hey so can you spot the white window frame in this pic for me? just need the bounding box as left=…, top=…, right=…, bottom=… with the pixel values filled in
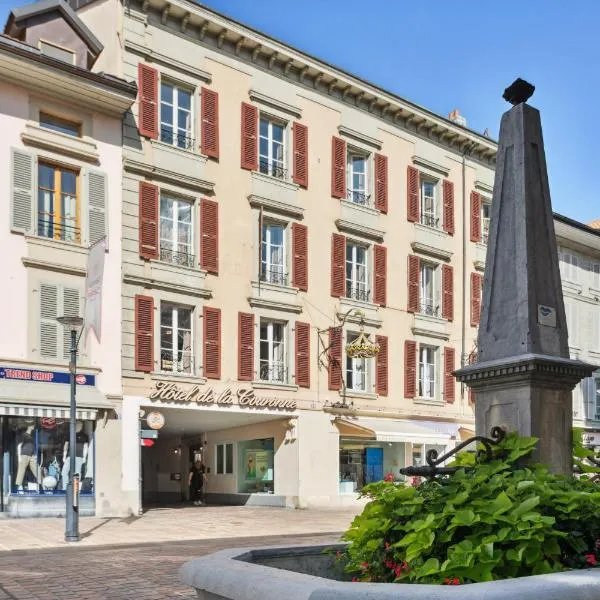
left=481, top=200, right=491, bottom=245
left=259, top=115, right=287, bottom=179
left=345, top=331, right=369, bottom=393
left=259, top=319, right=287, bottom=384
left=346, top=242, right=369, bottom=302
left=592, top=262, right=600, bottom=289
left=559, top=250, right=578, bottom=283
left=261, top=221, right=287, bottom=285
left=419, top=262, right=439, bottom=317
left=160, top=302, right=194, bottom=374
left=159, top=194, right=194, bottom=267
left=346, top=148, right=370, bottom=205
left=418, top=344, right=437, bottom=400
left=160, top=80, right=194, bottom=150
left=420, top=179, right=438, bottom=229
left=215, top=442, right=234, bottom=475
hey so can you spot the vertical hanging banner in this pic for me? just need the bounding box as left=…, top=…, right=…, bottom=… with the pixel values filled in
left=84, top=236, right=107, bottom=343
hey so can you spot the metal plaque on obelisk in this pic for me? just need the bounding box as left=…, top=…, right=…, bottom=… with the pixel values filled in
left=455, top=79, right=594, bottom=475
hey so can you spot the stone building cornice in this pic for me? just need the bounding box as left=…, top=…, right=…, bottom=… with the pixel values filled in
left=129, top=0, right=498, bottom=165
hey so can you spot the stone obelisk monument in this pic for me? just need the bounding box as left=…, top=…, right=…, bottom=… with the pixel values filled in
left=455, top=79, right=594, bottom=475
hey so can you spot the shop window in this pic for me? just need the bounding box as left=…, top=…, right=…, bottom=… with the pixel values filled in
left=216, top=442, right=233, bottom=475
left=1, top=417, right=94, bottom=496
left=159, top=194, right=194, bottom=267
left=160, top=303, right=193, bottom=374
left=237, top=438, right=274, bottom=494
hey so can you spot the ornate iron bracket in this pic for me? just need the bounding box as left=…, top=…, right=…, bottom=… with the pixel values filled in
left=399, top=426, right=506, bottom=481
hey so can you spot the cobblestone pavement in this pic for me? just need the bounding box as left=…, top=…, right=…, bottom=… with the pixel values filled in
left=0, top=532, right=341, bottom=600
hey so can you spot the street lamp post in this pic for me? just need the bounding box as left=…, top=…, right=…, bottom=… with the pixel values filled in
left=57, top=315, right=84, bottom=543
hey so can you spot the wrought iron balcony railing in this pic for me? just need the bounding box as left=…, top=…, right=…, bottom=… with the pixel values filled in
left=159, top=245, right=195, bottom=268
left=160, top=126, right=195, bottom=151
left=160, top=349, right=194, bottom=375
left=259, top=158, right=287, bottom=180
left=347, top=189, right=372, bottom=207
left=420, top=214, right=440, bottom=229
left=37, top=217, right=81, bottom=244
left=346, top=286, right=370, bottom=302
left=482, top=220, right=490, bottom=245
left=260, top=268, right=288, bottom=286
left=259, top=363, right=288, bottom=384
left=419, top=300, right=440, bottom=317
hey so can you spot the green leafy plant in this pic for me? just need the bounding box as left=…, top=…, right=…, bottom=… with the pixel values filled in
left=341, top=433, right=600, bottom=584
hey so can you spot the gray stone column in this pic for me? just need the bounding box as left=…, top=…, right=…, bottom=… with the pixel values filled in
left=455, top=81, right=594, bottom=475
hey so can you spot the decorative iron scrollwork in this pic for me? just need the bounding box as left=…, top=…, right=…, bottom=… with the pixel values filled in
left=399, top=426, right=506, bottom=481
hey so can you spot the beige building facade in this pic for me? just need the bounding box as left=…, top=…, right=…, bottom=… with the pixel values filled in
left=69, top=0, right=499, bottom=512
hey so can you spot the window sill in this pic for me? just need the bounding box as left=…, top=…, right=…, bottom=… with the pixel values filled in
left=343, top=390, right=378, bottom=401
left=24, top=234, right=87, bottom=254
left=150, top=258, right=205, bottom=276
left=251, top=170, right=298, bottom=192
left=252, top=381, right=298, bottom=392
left=151, top=372, right=207, bottom=385
left=251, top=280, right=298, bottom=296
left=150, top=138, right=207, bottom=162
left=413, top=398, right=445, bottom=407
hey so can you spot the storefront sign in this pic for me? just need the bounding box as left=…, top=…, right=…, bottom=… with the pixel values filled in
left=146, top=411, right=165, bottom=430
left=149, top=382, right=297, bottom=411
left=0, top=366, right=96, bottom=386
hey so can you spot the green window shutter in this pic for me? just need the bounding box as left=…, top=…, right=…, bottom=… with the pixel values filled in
left=11, top=148, right=35, bottom=233
left=86, top=169, right=108, bottom=247
left=62, top=286, right=81, bottom=359
left=40, top=283, right=58, bottom=358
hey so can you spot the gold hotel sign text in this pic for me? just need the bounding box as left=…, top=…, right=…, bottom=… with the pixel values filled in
left=149, top=381, right=297, bottom=411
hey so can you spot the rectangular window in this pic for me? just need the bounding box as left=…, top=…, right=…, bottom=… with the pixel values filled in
left=346, top=331, right=368, bottom=392
left=595, top=379, right=600, bottom=421
left=347, top=150, right=370, bottom=206
left=419, top=263, right=439, bottom=316
left=216, top=442, right=234, bottom=474
left=418, top=345, right=437, bottom=399
left=37, top=162, right=79, bottom=243
left=259, top=320, right=287, bottom=383
left=40, top=113, right=80, bottom=137
left=238, top=438, right=274, bottom=493
left=259, top=116, right=286, bottom=179
left=481, top=201, right=491, bottom=244
left=160, top=82, right=193, bottom=149
left=559, top=251, right=578, bottom=282
left=420, top=180, right=438, bottom=228
left=159, top=195, right=194, bottom=267
left=160, top=303, right=193, bottom=374
left=39, top=40, right=75, bottom=64
left=346, top=242, right=369, bottom=302
left=592, top=263, right=600, bottom=289
left=261, top=222, right=287, bottom=285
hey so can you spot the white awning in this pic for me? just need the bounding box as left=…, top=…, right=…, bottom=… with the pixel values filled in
left=0, top=379, right=114, bottom=420
left=335, top=417, right=456, bottom=445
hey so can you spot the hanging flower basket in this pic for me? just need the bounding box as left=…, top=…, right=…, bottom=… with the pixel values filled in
left=345, top=332, right=380, bottom=359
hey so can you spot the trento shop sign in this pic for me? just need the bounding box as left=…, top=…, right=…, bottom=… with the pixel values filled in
left=0, top=366, right=96, bottom=386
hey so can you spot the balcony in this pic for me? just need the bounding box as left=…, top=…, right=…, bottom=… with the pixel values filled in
left=420, top=213, right=440, bottom=230
left=259, top=158, right=288, bottom=181
left=160, top=349, right=194, bottom=375
left=38, top=217, right=81, bottom=245
left=419, top=300, right=440, bottom=318
left=259, top=363, right=288, bottom=384
left=159, top=244, right=195, bottom=268
left=346, top=285, right=371, bottom=303
left=260, top=268, right=289, bottom=287
left=346, top=189, right=373, bottom=208
left=160, top=126, right=195, bottom=151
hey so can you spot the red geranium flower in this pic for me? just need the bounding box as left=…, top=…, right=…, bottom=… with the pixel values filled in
left=444, top=577, right=460, bottom=585
left=360, top=561, right=369, bottom=569
left=585, top=554, right=598, bottom=566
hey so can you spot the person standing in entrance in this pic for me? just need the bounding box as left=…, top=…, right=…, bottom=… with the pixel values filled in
left=189, top=460, right=206, bottom=506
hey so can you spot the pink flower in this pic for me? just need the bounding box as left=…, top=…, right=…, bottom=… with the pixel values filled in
left=585, top=554, right=598, bottom=566
left=360, top=561, right=369, bottom=569
left=444, top=577, right=460, bottom=585
left=384, top=472, right=395, bottom=482
left=400, top=561, right=409, bottom=572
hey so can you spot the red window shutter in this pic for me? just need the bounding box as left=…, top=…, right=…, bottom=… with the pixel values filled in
left=442, top=264, right=454, bottom=321
left=138, top=64, right=158, bottom=139
left=238, top=312, right=254, bottom=381
left=135, top=295, right=154, bottom=372
left=470, top=191, right=481, bottom=242
left=292, top=223, right=308, bottom=291
left=376, top=335, right=388, bottom=396
left=444, top=347, right=456, bottom=403
left=241, top=102, right=258, bottom=170
left=404, top=340, right=417, bottom=398
left=374, top=153, right=388, bottom=213
left=200, top=198, right=219, bottom=274
left=201, top=87, right=219, bottom=158
left=331, top=136, right=346, bottom=199
left=328, top=326, right=342, bottom=391
left=407, top=166, right=420, bottom=222
left=293, top=122, right=308, bottom=187
left=295, top=322, right=311, bottom=388
left=139, top=182, right=158, bottom=260
left=443, top=179, right=455, bottom=235
left=407, top=255, right=420, bottom=313
left=331, top=233, right=346, bottom=297
left=471, top=272, right=483, bottom=327
left=373, top=245, right=387, bottom=306
left=203, top=306, right=221, bottom=379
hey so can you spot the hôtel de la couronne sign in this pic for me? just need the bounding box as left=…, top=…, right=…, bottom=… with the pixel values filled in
left=149, top=381, right=297, bottom=411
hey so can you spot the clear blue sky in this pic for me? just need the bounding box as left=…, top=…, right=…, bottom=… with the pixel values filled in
left=2, top=0, right=598, bottom=223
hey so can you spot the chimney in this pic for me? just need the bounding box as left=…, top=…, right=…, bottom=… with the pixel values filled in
left=448, top=108, right=467, bottom=127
